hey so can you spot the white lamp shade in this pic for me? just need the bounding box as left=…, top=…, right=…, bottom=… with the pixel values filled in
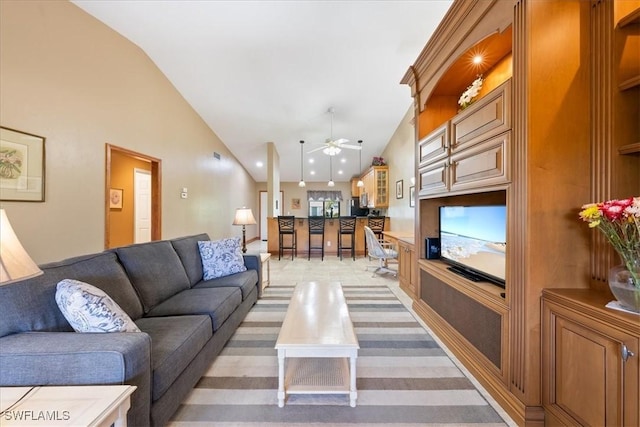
left=0, top=209, right=43, bottom=284
left=232, top=208, right=257, bottom=226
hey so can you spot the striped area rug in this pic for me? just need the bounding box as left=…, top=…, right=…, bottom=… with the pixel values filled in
left=168, top=283, right=509, bottom=426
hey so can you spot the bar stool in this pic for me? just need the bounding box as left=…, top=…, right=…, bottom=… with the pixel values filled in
left=365, top=216, right=386, bottom=258
left=277, top=216, right=297, bottom=260
left=308, top=216, right=325, bottom=260
left=337, top=216, right=357, bottom=261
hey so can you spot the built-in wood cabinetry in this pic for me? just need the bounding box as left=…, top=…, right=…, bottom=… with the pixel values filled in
left=402, top=0, right=639, bottom=425
left=398, top=239, right=417, bottom=299
left=360, top=166, right=389, bottom=208
left=418, top=80, right=511, bottom=198
left=542, top=289, right=639, bottom=426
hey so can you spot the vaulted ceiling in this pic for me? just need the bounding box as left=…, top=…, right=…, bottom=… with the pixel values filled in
left=72, top=0, right=453, bottom=183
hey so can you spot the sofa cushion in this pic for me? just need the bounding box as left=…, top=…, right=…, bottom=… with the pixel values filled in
left=55, top=279, right=141, bottom=333
left=198, top=238, right=247, bottom=280
left=0, top=252, right=142, bottom=338
left=135, top=315, right=212, bottom=401
left=115, top=241, right=191, bottom=313
left=145, top=287, right=242, bottom=331
left=170, top=233, right=210, bottom=287
left=193, top=269, right=258, bottom=300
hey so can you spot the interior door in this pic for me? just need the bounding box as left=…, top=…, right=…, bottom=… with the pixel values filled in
left=134, top=168, right=152, bottom=243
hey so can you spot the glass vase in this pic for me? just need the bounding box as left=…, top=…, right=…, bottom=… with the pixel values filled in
left=608, top=260, right=640, bottom=313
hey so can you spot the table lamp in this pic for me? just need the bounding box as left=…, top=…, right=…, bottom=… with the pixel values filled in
left=232, top=207, right=257, bottom=253
left=0, top=209, right=43, bottom=284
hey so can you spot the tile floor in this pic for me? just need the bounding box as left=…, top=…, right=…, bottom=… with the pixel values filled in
left=245, top=239, right=517, bottom=426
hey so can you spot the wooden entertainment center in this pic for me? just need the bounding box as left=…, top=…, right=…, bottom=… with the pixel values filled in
left=401, top=1, right=639, bottom=425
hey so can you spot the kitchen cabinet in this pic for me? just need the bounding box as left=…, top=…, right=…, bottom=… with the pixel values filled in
left=360, top=166, right=389, bottom=208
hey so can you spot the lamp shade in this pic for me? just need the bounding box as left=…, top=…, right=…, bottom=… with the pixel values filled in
left=232, top=208, right=257, bottom=226
left=0, top=209, right=43, bottom=284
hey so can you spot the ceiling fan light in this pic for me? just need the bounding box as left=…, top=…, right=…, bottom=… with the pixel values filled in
left=322, top=146, right=341, bottom=156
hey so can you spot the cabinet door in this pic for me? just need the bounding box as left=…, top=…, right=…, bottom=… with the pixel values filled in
left=418, top=160, right=448, bottom=196
left=451, top=79, right=511, bottom=152
left=418, top=122, right=449, bottom=167
left=543, top=299, right=639, bottom=427
left=398, top=241, right=417, bottom=299
left=449, top=131, right=510, bottom=193
left=374, top=168, right=388, bottom=207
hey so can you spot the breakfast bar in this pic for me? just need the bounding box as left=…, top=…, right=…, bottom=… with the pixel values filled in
left=267, top=217, right=388, bottom=257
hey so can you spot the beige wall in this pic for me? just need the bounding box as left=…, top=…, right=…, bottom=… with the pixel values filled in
left=382, top=107, right=416, bottom=234
left=0, top=1, right=258, bottom=263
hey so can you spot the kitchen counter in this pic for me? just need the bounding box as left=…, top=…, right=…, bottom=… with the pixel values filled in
left=267, top=217, right=391, bottom=257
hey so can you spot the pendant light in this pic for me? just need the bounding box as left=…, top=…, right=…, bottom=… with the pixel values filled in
left=356, top=140, right=364, bottom=187
left=298, top=140, right=306, bottom=187
left=328, top=156, right=335, bottom=187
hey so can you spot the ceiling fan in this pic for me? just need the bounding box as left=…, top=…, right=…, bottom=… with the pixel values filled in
left=307, top=108, right=362, bottom=156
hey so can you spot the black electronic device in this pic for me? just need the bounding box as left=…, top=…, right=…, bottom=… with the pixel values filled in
left=425, top=237, right=440, bottom=259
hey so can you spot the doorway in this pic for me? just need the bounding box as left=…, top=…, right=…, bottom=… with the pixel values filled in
left=105, top=144, right=161, bottom=249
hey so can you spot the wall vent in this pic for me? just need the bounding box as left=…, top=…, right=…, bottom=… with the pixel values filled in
left=213, top=152, right=221, bottom=160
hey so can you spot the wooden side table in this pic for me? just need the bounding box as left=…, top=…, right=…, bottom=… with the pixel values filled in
left=0, top=385, right=136, bottom=426
left=260, top=252, right=271, bottom=291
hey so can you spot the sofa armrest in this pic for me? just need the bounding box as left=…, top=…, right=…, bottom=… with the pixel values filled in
left=243, top=254, right=262, bottom=297
left=0, top=331, right=152, bottom=427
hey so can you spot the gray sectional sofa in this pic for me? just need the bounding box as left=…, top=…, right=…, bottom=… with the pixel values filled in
left=0, top=233, right=261, bottom=426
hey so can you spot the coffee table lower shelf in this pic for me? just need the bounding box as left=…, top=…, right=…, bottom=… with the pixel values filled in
left=277, top=353, right=357, bottom=407
left=285, top=357, right=351, bottom=394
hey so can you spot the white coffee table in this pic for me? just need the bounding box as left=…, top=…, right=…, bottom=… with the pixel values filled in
left=0, top=385, right=136, bottom=426
left=275, top=281, right=359, bottom=407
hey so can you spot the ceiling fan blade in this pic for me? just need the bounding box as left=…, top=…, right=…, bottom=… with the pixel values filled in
left=340, top=144, right=362, bottom=150
left=333, top=138, right=349, bottom=145
left=307, top=146, right=325, bottom=154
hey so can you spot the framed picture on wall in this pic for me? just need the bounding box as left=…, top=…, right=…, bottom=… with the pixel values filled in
left=291, top=198, right=301, bottom=209
left=109, top=188, right=123, bottom=209
left=0, top=127, right=46, bottom=202
left=409, top=186, right=415, bottom=207
left=396, top=179, right=403, bottom=199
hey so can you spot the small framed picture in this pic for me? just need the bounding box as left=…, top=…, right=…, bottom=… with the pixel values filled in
left=0, top=127, right=46, bottom=202
left=396, top=179, right=403, bottom=199
left=291, top=198, right=301, bottom=209
left=109, top=188, right=123, bottom=209
left=409, top=186, right=415, bottom=207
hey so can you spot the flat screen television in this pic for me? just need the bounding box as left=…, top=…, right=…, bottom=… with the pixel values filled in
left=439, top=205, right=506, bottom=288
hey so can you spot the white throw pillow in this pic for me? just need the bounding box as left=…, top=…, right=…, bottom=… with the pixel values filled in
left=55, top=279, right=141, bottom=333
left=198, top=237, right=247, bottom=280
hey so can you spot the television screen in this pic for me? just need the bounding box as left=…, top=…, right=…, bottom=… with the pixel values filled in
left=439, top=205, right=506, bottom=287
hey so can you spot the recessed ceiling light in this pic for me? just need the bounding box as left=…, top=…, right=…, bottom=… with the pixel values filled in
left=473, top=55, right=483, bottom=64
left=256, top=161, right=263, bottom=167
left=340, top=158, right=346, bottom=163
left=338, top=170, right=343, bottom=175
left=308, top=158, right=314, bottom=164
left=310, top=170, right=315, bottom=175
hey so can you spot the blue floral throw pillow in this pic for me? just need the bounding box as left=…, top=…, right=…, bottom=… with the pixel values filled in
left=55, top=279, right=141, bottom=333
left=198, top=237, right=247, bottom=280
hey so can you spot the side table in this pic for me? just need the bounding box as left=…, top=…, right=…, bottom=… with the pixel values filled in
left=0, top=385, right=136, bottom=426
left=260, top=252, right=271, bottom=291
